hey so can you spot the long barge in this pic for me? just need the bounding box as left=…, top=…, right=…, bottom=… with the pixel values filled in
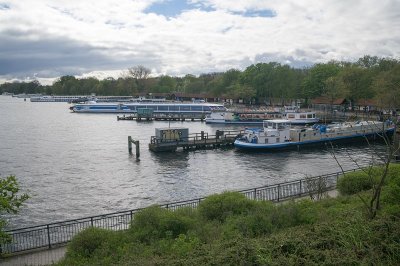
left=234, top=119, right=395, bottom=150
left=31, top=95, right=135, bottom=102
left=70, top=102, right=226, bottom=114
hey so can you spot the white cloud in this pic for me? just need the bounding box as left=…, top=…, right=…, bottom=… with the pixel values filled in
left=0, top=0, right=399, bottom=84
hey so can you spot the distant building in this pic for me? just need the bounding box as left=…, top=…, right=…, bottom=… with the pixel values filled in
left=311, top=97, right=349, bottom=111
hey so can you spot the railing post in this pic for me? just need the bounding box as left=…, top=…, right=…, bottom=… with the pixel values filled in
left=130, top=210, right=133, bottom=222
left=277, top=184, right=280, bottom=202
left=299, top=180, right=302, bottom=195
left=253, top=188, right=257, bottom=200
left=47, top=224, right=51, bottom=249
left=91, top=217, right=94, bottom=227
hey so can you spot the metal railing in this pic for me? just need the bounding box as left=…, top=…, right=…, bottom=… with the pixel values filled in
left=1, top=169, right=358, bottom=254
left=150, top=130, right=243, bottom=145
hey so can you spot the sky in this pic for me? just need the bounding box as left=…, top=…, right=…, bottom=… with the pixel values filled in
left=0, top=0, right=399, bottom=85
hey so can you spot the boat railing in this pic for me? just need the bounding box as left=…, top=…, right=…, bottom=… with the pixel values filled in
left=149, top=130, right=244, bottom=145
left=1, top=167, right=369, bottom=254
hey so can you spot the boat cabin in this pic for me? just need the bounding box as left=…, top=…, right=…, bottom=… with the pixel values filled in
left=242, top=120, right=291, bottom=144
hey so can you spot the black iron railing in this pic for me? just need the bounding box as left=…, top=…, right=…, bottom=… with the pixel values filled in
left=1, top=169, right=358, bottom=254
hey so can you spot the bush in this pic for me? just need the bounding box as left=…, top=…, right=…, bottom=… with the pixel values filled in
left=337, top=171, right=374, bottom=195
left=129, top=206, right=195, bottom=243
left=223, top=202, right=275, bottom=238
left=66, top=227, right=116, bottom=259
left=338, top=164, right=400, bottom=196
left=198, top=192, right=256, bottom=222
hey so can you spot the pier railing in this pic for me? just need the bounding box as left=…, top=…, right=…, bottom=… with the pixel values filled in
left=149, top=129, right=243, bottom=145
left=1, top=168, right=358, bottom=254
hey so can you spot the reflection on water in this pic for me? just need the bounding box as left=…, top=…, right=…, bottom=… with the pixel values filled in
left=0, top=96, right=386, bottom=228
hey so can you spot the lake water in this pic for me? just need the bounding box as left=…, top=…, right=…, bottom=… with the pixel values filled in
left=0, top=96, right=381, bottom=229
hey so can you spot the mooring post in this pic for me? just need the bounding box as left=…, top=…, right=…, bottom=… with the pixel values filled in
left=135, top=140, right=140, bottom=159
left=128, top=136, right=133, bottom=154
left=128, top=136, right=140, bottom=160
left=201, top=131, right=204, bottom=140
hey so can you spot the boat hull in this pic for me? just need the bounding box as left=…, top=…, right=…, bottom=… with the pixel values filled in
left=234, top=128, right=395, bottom=150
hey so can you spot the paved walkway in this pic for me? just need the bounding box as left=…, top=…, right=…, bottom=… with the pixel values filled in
left=0, top=246, right=66, bottom=266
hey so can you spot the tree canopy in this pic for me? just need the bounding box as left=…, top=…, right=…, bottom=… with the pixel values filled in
left=1, top=57, right=399, bottom=108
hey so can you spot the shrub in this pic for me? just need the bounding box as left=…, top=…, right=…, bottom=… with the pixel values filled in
left=66, top=227, right=116, bottom=259
left=337, top=171, right=374, bottom=195
left=198, top=192, right=256, bottom=222
left=381, top=169, right=400, bottom=217
left=129, top=206, right=195, bottom=243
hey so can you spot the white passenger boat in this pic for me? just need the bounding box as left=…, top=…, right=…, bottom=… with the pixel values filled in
left=31, top=95, right=135, bottom=102
left=234, top=119, right=395, bottom=150
left=205, top=106, right=318, bottom=125
left=282, top=106, right=319, bottom=124
left=70, top=102, right=226, bottom=114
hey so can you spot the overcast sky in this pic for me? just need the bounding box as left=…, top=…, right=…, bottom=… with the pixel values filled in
left=1, top=0, right=399, bottom=85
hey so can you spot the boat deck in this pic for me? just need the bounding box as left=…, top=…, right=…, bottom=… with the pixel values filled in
left=148, top=130, right=243, bottom=152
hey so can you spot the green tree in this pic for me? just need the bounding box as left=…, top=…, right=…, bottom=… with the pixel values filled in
left=302, top=62, right=341, bottom=101
left=337, top=66, right=374, bottom=102
left=0, top=175, right=29, bottom=244
left=372, top=65, right=400, bottom=110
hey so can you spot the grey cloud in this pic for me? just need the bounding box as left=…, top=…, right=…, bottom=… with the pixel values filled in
left=0, top=29, right=161, bottom=79
left=254, top=53, right=314, bottom=68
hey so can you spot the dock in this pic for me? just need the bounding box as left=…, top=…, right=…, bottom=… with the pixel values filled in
left=148, top=129, right=243, bottom=152
left=117, top=113, right=206, bottom=122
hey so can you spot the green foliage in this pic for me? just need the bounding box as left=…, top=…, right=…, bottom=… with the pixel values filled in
left=337, top=171, right=375, bottom=195
left=129, top=206, right=196, bottom=243
left=381, top=165, right=400, bottom=217
left=66, top=227, right=116, bottom=259
left=338, top=164, right=400, bottom=196
left=198, top=192, right=256, bottom=222
left=60, top=186, right=400, bottom=265
left=0, top=175, right=29, bottom=244
left=2, top=56, right=399, bottom=108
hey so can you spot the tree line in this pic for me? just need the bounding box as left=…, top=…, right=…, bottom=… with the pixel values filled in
left=1, top=56, right=399, bottom=108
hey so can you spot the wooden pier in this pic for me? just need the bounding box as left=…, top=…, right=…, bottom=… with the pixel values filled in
left=117, top=113, right=206, bottom=122
left=148, top=129, right=243, bottom=152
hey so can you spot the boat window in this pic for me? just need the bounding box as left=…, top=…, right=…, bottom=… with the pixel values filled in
left=276, top=138, right=280, bottom=142
left=191, top=106, right=203, bottom=111
left=169, top=105, right=178, bottom=111
left=300, top=114, right=306, bottom=118
left=313, top=114, right=316, bottom=118
left=203, top=106, right=211, bottom=111
left=158, top=105, right=168, bottom=111
left=278, top=124, right=285, bottom=130
left=307, top=114, right=313, bottom=118
left=180, top=106, right=190, bottom=111
left=288, top=114, right=295, bottom=119
left=265, top=138, right=268, bottom=144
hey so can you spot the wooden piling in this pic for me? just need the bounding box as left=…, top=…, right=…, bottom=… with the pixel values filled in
left=128, top=136, right=140, bottom=160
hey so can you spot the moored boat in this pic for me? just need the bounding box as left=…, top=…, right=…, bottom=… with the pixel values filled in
left=70, top=102, right=226, bottom=114
left=205, top=106, right=319, bottom=125
left=234, top=119, right=395, bottom=150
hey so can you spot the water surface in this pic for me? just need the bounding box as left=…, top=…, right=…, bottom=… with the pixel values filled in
left=0, top=96, right=382, bottom=228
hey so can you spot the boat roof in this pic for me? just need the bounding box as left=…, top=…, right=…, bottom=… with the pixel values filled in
left=263, top=119, right=291, bottom=123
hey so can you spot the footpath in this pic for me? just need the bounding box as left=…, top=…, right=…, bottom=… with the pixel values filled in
left=0, top=246, right=66, bottom=266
